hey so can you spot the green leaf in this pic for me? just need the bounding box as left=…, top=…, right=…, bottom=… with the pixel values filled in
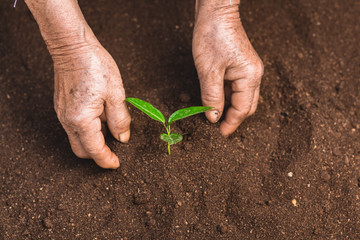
left=160, top=133, right=183, bottom=145
left=126, top=98, right=165, bottom=124
left=168, top=106, right=213, bottom=125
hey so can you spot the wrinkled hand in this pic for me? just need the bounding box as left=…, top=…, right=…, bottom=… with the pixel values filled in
left=53, top=43, right=131, bottom=169
left=193, top=3, right=263, bottom=136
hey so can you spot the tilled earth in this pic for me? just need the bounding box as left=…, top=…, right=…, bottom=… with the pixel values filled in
left=0, top=0, right=359, bottom=239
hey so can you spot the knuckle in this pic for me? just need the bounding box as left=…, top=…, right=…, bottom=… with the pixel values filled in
left=87, top=144, right=105, bottom=156
left=60, top=112, right=90, bottom=130
left=107, top=90, right=126, bottom=105
left=196, top=61, right=220, bottom=80
left=71, top=115, right=91, bottom=129
left=73, top=149, right=88, bottom=159
left=206, top=67, right=221, bottom=80
left=110, top=115, right=131, bottom=132
left=241, top=106, right=252, bottom=117
left=58, top=113, right=72, bottom=126
left=56, top=110, right=69, bottom=126
left=201, top=91, right=221, bottom=105
left=233, top=104, right=252, bottom=119
left=246, top=58, right=264, bottom=83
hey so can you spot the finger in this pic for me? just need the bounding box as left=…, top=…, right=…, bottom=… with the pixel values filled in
left=220, top=81, right=255, bottom=136
left=66, top=131, right=90, bottom=159
left=197, top=67, right=226, bottom=123
left=248, top=86, right=260, bottom=116
left=77, top=117, right=120, bottom=169
left=106, top=97, right=131, bottom=143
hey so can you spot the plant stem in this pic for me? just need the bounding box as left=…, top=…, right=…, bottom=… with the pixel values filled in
left=164, top=123, right=170, bottom=135
left=167, top=125, right=171, bottom=155
left=164, top=123, right=171, bottom=155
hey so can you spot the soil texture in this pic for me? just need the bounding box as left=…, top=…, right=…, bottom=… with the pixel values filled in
left=1, top=0, right=359, bottom=239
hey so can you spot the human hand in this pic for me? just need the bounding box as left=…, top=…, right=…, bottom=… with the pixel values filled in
left=52, top=42, right=131, bottom=169
left=193, top=1, right=263, bottom=136
left=24, top=0, right=130, bottom=168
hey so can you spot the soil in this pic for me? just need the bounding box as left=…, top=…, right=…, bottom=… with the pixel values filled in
left=1, top=0, right=359, bottom=239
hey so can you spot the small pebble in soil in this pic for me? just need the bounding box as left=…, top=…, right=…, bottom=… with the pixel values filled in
left=184, top=143, right=192, bottom=151
left=160, top=206, right=166, bottom=214
left=345, top=156, right=350, bottom=165
left=179, top=93, right=191, bottom=103
left=321, top=170, right=331, bottom=181
left=103, top=203, right=112, bottom=210
left=217, top=224, right=228, bottom=234
left=57, top=204, right=66, bottom=211
left=292, top=199, right=298, bottom=207
left=287, top=172, right=293, bottom=177
left=332, top=147, right=342, bottom=156
left=42, top=218, right=53, bottom=229
left=22, top=230, right=30, bottom=236
left=133, top=191, right=151, bottom=205
left=313, top=226, right=321, bottom=235
left=146, top=218, right=156, bottom=227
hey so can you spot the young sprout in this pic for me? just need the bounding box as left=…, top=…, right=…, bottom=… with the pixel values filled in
left=126, top=98, right=213, bottom=155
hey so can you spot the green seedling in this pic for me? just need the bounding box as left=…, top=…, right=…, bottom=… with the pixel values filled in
left=126, top=97, right=213, bottom=155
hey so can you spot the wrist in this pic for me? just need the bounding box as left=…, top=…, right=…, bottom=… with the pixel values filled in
left=196, top=0, right=240, bottom=12
left=195, top=0, right=240, bottom=21
left=25, top=0, right=99, bottom=58
left=44, top=25, right=99, bottom=57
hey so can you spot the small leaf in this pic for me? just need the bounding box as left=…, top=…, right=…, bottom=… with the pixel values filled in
left=126, top=98, right=165, bottom=124
left=160, top=133, right=183, bottom=145
left=168, top=106, right=213, bottom=125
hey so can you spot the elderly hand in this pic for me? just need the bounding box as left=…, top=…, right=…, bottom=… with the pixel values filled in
left=193, top=0, right=263, bottom=136
left=52, top=42, right=131, bottom=169
left=25, top=0, right=131, bottom=169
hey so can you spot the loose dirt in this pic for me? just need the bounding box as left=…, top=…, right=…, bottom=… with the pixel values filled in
left=1, top=0, right=359, bottom=239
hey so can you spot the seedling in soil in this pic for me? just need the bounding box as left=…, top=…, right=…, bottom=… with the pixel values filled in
left=126, top=98, right=213, bottom=155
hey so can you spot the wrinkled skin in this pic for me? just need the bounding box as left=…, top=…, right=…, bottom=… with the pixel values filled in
left=53, top=43, right=131, bottom=169
left=193, top=4, right=264, bottom=136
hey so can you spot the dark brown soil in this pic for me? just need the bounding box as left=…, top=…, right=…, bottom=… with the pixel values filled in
left=1, top=0, right=359, bottom=239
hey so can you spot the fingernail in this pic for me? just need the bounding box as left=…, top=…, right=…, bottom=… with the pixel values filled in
left=207, top=110, right=220, bottom=123
left=119, top=130, right=130, bottom=143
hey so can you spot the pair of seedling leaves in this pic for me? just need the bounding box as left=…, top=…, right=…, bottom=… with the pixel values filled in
left=126, top=98, right=213, bottom=155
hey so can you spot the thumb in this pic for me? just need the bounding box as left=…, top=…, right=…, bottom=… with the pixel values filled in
left=105, top=92, right=131, bottom=143
left=197, top=67, right=225, bottom=123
